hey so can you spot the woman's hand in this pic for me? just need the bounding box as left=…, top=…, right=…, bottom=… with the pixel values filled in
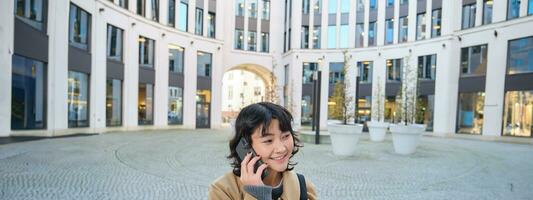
left=240, top=152, right=268, bottom=186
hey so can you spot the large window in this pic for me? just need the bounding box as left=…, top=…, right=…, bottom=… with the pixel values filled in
left=138, top=36, right=155, bottom=68
left=341, top=0, right=350, bottom=13
left=302, top=26, right=309, bottom=48
left=462, top=4, right=476, bottom=29
left=328, top=0, right=337, bottom=13
left=314, top=0, right=322, bottom=14
left=416, top=13, right=426, bottom=40
left=168, top=0, right=176, bottom=27
left=431, top=9, right=441, bottom=37
left=416, top=95, right=434, bottom=131
left=503, top=91, right=533, bottom=137
left=249, top=0, right=258, bottom=18
left=482, top=0, right=493, bottom=25
left=168, top=87, right=183, bottom=125
left=150, top=0, right=159, bottom=21
left=387, top=59, right=402, bottom=81
left=138, top=83, right=154, bottom=125
left=355, top=23, right=364, bottom=48
left=195, top=8, right=203, bottom=35
left=357, top=61, right=372, bottom=83
left=169, top=45, right=184, bottom=73
left=248, top=32, right=257, bottom=51
left=339, top=25, right=349, bottom=48
left=302, top=62, right=318, bottom=84
left=235, top=29, right=244, bottom=50
left=370, top=0, right=377, bottom=10
left=69, top=4, right=90, bottom=50
left=418, top=54, right=437, bottom=80
left=368, top=21, right=376, bottom=46
left=327, top=25, right=336, bottom=48
left=261, top=32, right=269, bottom=52
left=11, top=55, right=46, bottom=130
left=15, top=0, right=45, bottom=31
left=106, top=79, right=122, bottom=127
left=385, top=19, right=393, bottom=45
left=208, top=12, right=215, bottom=38
left=461, top=44, right=488, bottom=76
left=178, top=2, right=188, bottom=31
left=398, top=17, right=408, bottom=43
left=329, top=62, right=344, bottom=84
left=68, top=71, right=89, bottom=128
left=262, top=0, right=270, bottom=19
left=508, top=0, right=520, bottom=20
left=303, top=0, right=310, bottom=14
left=457, top=92, right=485, bottom=134
left=236, top=0, right=244, bottom=16
left=107, top=25, right=123, bottom=62
left=507, top=36, right=533, bottom=74
left=313, top=26, right=321, bottom=49
left=197, top=51, right=212, bottom=77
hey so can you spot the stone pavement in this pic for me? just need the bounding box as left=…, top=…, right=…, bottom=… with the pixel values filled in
left=0, top=129, right=532, bottom=200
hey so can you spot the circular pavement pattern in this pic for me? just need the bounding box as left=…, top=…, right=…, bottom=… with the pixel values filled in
left=1, top=129, right=532, bottom=199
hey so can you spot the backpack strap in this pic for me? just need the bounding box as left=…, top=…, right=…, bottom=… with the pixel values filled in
left=297, top=173, right=308, bottom=200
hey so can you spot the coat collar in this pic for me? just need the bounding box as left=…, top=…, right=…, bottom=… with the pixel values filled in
left=241, top=171, right=300, bottom=200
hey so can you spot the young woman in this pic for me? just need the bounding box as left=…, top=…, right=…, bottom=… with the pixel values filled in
left=209, top=102, right=317, bottom=200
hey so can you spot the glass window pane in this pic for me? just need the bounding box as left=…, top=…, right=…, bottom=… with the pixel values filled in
left=355, top=23, right=364, bottom=48
left=508, top=0, right=520, bottom=19
left=417, top=13, right=426, bottom=40
left=139, top=36, right=155, bottom=68
left=69, top=4, right=90, bottom=50
left=303, top=0, right=310, bottom=14
left=398, top=17, right=408, bottom=43
left=431, top=9, right=441, bottom=37
left=503, top=91, right=533, bottom=137
left=327, top=25, right=336, bottom=48
left=483, top=0, right=493, bottom=25
left=261, top=32, right=269, bottom=52
left=106, top=79, right=122, bottom=127
left=11, top=55, right=47, bottom=130
left=358, top=61, right=373, bottom=83
left=235, top=29, right=244, bottom=49
left=369, top=22, right=376, bottom=46
left=458, top=92, right=485, bottom=134
left=340, top=0, right=350, bottom=13
left=314, top=0, right=322, bottom=14
left=169, top=45, right=184, bottom=73
left=339, top=25, right=349, bottom=48
left=107, top=25, right=123, bottom=62
left=195, top=8, right=203, bottom=35
left=370, top=0, right=377, bottom=10
left=248, top=32, right=257, bottom=51
left=529, top=0, right=533, bottom=15
left=461, top=44, right=488, bottom=76
left=302, top=26, right=309, bottom=48
left=328, top=0, right=337, bottom=14
left=151, top=0, right=159, bottom=21
left=14, top=0, right=44, bottom=30
left=236, top=0, right=245, bottom=16
left=68, top=71, right=90, bottom=128
left=387, top=0, right=394, bottom=7
left=168, top=87, right=183, bottom=125
left=168, top=0, right=176, bottom=26
left=208, top=12, right=215, bottom=38
left=302, top=62, right=317, bottom=84
left=197, top=51, right=212, bottom=77
left=356, top=0, right=365, bottom=12
left=313, top=26, right=321, bottom=49
left=385, top=19, right=393, bottom=44
left=262, top=0, right=270, bottom=19
left=507, top=36, right=533, bottom=74
left=138, top=83, right=154, bottom=125
left=179, top=2, right=188, bottom=31
left=249, top=0, right=258, bottom=18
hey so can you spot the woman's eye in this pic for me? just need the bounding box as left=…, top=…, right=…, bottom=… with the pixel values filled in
left=282, top=134, right=290, bottom=139
left=263, top=140, right=272, bottom=143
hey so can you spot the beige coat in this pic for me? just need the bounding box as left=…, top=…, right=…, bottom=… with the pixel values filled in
left=208, top=171, right=317, bottom=200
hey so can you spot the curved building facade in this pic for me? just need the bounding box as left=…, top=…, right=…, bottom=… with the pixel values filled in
left=0, top=0, right=532, bottom=137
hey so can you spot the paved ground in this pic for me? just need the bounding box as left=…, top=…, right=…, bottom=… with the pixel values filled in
left=0, top=129, right=532, bottom=200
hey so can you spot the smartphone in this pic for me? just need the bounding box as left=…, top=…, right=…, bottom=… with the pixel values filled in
left=236, top=137, right=269, bottom=179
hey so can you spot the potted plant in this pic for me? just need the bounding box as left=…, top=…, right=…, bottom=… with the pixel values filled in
left=328, top=50, right=363, bottom=156
left=367, top=77, right=390, bottom=142
left=390, top=55, right=426, bottom=155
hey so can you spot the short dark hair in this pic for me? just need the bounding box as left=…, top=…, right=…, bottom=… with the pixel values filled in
left=227, top=102, right=302, bottom=176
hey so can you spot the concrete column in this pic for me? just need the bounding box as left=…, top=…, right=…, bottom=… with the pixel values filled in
left=48, top=0, right=70, bottom=134
left=211, top=49, right=223, bottom=129
left=348, top=0, right=356, bottom=48
left=320, top=59, right=329, bottom=130
left=160, top=0, right=169, bottom=26
left=182, top=43, right=197, bottom=129
left=91, top=5, right=108, bottom=130
left=433, top=39, right=459, bottom=135
left=188, top=0, right=196, bottom=34
left=293, top=58, right=304, bottom=130
left=393, top=0, right=399, bottom=44
left=425, top=0, right=432, bottom=39
left=363, top=0, right=369, bottom=47
left=293, top=0, right=303, bottom=49
left=482, top=33, right=506, bottom=136
left=376, top=0, right=386, bottom=46
left=407, top=0, right=416, bottom=42
left=123, top=22, right=139, bottom=128
left=441, top=0, right=460, bottom=35
left=0, top=0, right=14, bottom=136
left=475, top=0, right=483, bottom=27
left=492, top=0, right=507, bottom=23
left=154, top=37, right=169, bottom=127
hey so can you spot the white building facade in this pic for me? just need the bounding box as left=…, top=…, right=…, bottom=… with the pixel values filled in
left=0, top=0, right=532, bottom=137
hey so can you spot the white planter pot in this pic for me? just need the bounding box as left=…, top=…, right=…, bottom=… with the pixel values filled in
left=390, top=124, right=426, bottom=155
left=328, top=124, right=363, bottom=156
left=367, top=121, right=389, bottom=142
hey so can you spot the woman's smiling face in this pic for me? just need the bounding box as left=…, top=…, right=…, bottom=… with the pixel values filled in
left=251, top=119, right=294, bottom=173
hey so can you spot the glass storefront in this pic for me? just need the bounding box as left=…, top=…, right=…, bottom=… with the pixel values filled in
left=106, top=79, right=122, bottom=127
left=11, top=54, right=46, bottom=130
left=457, top=92, right=485, bottom=134
left=503, top=91, right=533, bottom=137
left=356, top=96, right=372, bottom=123
left=168, top=87, right=183, bottom=125
left=68, top=71, right=89, bottom=128
left=138, top=83, right=154, bottom=125
left=196, top=90, right=211, bottom=128
left=301, top=95, right=313, bottom=125
left=416, top=95, right=434, bottom=131
left=197, top=51, right=212, bottom=77
left=384, top=96, right=397, bottom=122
